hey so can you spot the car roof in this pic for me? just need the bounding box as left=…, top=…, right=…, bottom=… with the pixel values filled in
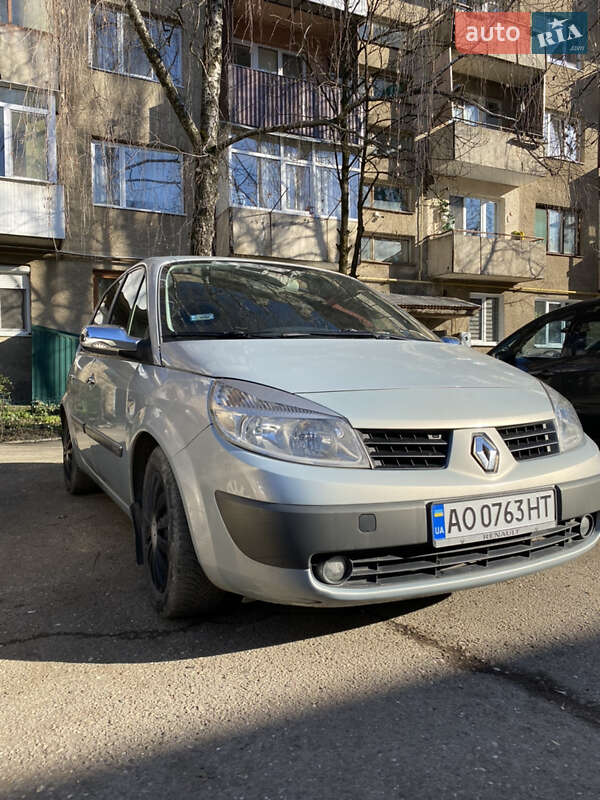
left=139, top=256, right=361, bottom=283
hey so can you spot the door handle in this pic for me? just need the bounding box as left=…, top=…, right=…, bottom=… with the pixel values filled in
left=86, top=374, right=96, bottom=387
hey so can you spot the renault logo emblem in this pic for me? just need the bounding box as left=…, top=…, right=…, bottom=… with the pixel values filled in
left=472, top=434, right=499, bottom=473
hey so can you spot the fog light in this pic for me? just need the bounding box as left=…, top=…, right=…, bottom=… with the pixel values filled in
left=580, top=514, right=595, bottom=537
left=317, top=556, right=350, bottom=585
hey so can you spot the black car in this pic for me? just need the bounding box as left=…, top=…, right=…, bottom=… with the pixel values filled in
left=490, top=299, right=600, bottom=443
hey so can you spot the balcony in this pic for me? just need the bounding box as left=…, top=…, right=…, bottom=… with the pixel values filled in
left=425, top=230, right=545, bottom=285
left=428, top=120, right=546, bottom=186
left=226, top=65, right=361, bottom=144
left=0, top=179, right=65, bottom=244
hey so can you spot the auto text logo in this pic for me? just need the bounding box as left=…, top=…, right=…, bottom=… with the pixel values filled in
left=455, top=12, right=587, bottom=56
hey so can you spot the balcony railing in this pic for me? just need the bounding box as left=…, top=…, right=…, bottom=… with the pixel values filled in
left=0, top=179, right=65, bottom=242
left=428, top=119, right=546, bottom=185
left=426, top=230, right=546, bottom=284
left=227, top=65, right=362, bottom=144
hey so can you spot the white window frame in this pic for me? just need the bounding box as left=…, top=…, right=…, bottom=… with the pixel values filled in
left=450, top=195, right=498, bottom=235
left=0, top=267, right=31, bottom=336
left=0, top=91, right=56, bottom=183
left=532, top=298, right=572, bottom=350
left=544, top=112, right=582, bottom=162
left=548, top=52, right=582, bottom=70
left=360, top=236, right=413, bottom=265
left=367, top=183, right=412, bottom=214
left=88, top=4, right=183, bottom=87
left=232, top=39, right=306, bottom=78
left=469, top=292, right=502, bottom=347
left=91, top=141, right=185, bottom=216
left=229, top=134, right=360, bottom=220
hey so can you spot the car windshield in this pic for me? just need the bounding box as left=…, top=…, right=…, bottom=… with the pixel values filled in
left=160, top=261, right=436, bottom=342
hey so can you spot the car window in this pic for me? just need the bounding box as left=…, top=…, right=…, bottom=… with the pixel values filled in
left=514, top=312, right=574, bottom=360
left=92, top=279, right=120, bottom=325
left=129, top=276, right=149, bottom=339
left=563, top=315, right=600, bottom=357
left=109, top=269, right=144, bottom=331
left=159, top=261, right=436, bottom=342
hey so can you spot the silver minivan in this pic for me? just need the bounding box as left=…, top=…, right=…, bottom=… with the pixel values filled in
left=61, top=258, right=600, bottom=617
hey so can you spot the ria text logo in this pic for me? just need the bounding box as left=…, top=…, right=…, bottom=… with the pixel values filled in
left=455, top=12, right=587, bottom=56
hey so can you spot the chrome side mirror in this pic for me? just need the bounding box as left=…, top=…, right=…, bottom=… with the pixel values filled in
left=80, top=324, right=143, bottom=355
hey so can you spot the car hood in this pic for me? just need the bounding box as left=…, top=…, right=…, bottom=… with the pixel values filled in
left=160, top=339, right=554, bottom=427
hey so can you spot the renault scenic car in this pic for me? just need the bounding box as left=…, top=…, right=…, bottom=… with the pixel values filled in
left=61, top=258, right=600, bottom=618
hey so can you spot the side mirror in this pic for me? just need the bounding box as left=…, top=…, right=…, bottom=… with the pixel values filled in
left=80, top=324, right=143, bottom=356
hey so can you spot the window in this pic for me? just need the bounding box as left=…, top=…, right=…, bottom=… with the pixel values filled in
left=469, top=294, right=501, bottom=345
left=0, top=270, right=30, bottom=335
left=129, top=277, right=148, bottom=339
left=0, top=87, right=56, bottom=182
left=232, top=41, right=305, bottom=78
left=230, top=135, right=359, bottom=219
left=450, top=196, right=497, bottom=236
left=373, top=128, right=414, bottom=156
left=549, top=52, right=581, bottom=69
left=360, top=236, right=412, bottom=264
left=90, top=3, right=182, bottom=85
left=93, top=269, right=122, bottom=308
left=92, top=141, right=184, bottom=214
left=92, top=276, right=121, bottom=324
left=369, top=185, right=411, bottom=213
left=109, top=269, right=145, bottom=330
left=371, top=75, right=406, bottom=101
left=535, top=206, right=578, bottom=255
left=358, top=20, right=406, bottom=49
left=0, top=0, right=48, bottom=30
left=453, top=97, right=504, bottom=128
left=532, top=299, right=570, bottom=350
left=544, top=113, right=581, bottom=161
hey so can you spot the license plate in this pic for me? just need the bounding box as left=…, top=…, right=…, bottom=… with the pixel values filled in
left=430, top=489, right=556, bottom=548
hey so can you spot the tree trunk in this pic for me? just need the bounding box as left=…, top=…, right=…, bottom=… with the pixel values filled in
left=191, top=0, right=225, bottom=256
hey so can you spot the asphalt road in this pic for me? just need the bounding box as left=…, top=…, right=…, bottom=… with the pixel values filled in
left=2, top=440, right=600, bottom=799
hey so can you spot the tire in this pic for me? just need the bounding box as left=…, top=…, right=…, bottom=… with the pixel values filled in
left=141, top=447, right=234, bottom=618
left=62, top=415, right=98, bottom=495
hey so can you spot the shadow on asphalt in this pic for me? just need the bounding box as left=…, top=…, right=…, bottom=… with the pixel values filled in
left=0, top=458, right=448, bottom=664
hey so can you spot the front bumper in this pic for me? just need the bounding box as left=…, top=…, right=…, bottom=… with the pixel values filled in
left=175, top=427, right=600, bottom=607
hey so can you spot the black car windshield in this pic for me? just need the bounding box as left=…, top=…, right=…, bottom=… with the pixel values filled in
left=160, top=261, right=436, bottom=342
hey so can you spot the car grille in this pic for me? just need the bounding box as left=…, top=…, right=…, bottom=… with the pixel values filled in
left=312, top=519, right=591, bottom=587
left=359, top=429, right=451, bottom=469
left=497, top=420, right=559, bottom=461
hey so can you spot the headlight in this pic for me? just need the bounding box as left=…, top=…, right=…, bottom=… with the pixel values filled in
left=543, top=383, right=585, bottom=452
left=209, top=379, right=370, bottom=468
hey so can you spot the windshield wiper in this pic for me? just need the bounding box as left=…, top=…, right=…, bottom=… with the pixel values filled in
left=164, top=329, right=252, bottom=340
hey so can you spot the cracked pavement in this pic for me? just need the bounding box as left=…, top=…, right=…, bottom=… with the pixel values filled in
left=2, top=440, right=600, bottom=799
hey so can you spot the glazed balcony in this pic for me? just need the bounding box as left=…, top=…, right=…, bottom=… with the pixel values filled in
left=0, top=178, right=65, bottom=243
left=428, top=119, right=546, bottom=186
left=226, top=65, right=362, bottom=144
left=425, top=230, right=545, bottom=285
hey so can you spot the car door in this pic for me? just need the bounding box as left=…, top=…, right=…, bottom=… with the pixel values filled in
left=497, top=307, right=577, bottom=396
left=84, top=268, right=146, bottom=494
left=547, top=311, right=600, bottom=438
left=69, top=277, right=122, bottom=466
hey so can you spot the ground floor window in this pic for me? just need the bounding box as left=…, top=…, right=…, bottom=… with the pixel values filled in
left=533, top=299, right=570, bottom=348
left=230, top=135, right=359, bottom=219
left=469, top=293, right=501, bottom=345
left=0, top=269, right=30, bottom=336
left=360, top=236, right=412, bottom=264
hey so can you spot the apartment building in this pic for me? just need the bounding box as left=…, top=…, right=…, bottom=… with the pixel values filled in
left=0, top=0, right=597, bottom=402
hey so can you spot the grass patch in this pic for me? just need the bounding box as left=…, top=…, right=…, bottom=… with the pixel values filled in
left=0, top=402, right=62, bottom=442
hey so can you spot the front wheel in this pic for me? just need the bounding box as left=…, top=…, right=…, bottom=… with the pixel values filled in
left=141, top=447, right=235, bottom=618
left=62, top=415, right=98, bottom=495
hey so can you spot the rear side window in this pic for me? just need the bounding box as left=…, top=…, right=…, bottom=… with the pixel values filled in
left=109, top=269, right=144, bottom=330
left=92, top=279, right=120, bottom=325
left=129, top=277, right=149, bottom=339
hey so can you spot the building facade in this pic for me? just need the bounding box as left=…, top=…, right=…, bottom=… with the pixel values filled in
left=0, top=0, right=597, bottom=401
